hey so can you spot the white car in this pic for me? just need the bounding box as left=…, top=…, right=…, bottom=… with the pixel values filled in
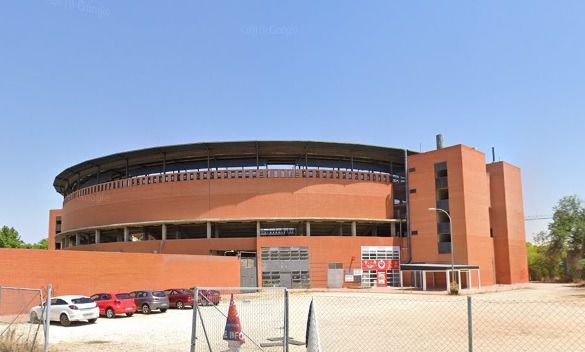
left=30, top=295, right=99, bottom=326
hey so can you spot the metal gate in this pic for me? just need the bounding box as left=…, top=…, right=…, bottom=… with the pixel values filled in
left=327, top=269, right=344, bottom=288
left=240, top=255, right=258, bottom=287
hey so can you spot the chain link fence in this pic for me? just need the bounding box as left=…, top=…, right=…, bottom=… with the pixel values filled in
left=0, top=285, right=51, bottom=352
left=191, top=287, right=286, bottom=351
left=190, top=289, right=585, bottom=352
left=472, top=297, right=585, bottom=352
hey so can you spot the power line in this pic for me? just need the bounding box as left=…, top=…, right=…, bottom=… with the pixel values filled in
left=524, top=215, right=552, bottom=221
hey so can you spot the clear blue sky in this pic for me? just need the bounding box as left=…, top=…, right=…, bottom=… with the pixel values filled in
left=1, top=1, right=584, bottom=243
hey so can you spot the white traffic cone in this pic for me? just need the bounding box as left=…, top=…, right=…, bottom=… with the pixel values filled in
left=305, top=298, right=322, bottom=352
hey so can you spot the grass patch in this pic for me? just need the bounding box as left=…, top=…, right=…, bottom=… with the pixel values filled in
left=0, top=326, right=42, bottom=352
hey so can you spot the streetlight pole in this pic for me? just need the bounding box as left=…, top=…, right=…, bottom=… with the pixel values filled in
left=429, top=207, right=456, bottom=292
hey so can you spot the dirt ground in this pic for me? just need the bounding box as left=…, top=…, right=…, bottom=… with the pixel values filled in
left=5, top=283, right=585, bottom=352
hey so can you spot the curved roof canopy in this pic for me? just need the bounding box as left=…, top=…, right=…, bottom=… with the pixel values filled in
left=54, top=141, right=416, bottom=195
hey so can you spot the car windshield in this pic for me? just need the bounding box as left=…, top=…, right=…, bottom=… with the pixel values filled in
left=116, top=293, right=130, bottom=299
left=72, top=297, right=93, bottom=304
left=152, top=291, right=166, bottom=298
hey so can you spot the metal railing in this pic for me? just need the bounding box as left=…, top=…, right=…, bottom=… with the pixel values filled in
left=64, top=168, right=392, bottom=203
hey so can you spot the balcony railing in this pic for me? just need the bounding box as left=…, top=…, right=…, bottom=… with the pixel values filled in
left=64, top=168, right=393, bottom=203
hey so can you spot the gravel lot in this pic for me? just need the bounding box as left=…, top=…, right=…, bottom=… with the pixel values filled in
left=6, top=283, right=585, bottom=352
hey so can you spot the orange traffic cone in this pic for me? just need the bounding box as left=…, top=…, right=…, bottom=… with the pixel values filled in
left=223, top=294, right=245, bottom=351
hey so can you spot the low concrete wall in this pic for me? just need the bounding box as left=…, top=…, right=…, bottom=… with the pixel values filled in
left=0, top=248, right=239, bottom=297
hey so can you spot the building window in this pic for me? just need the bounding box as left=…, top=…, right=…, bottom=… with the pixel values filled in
left=328, top=263, right=343, bottom=269
left=408, top=167, right=416, bottom=173
left=411, top=230, right=418, bottom=236
left=409, top=189, right=417, bottom=194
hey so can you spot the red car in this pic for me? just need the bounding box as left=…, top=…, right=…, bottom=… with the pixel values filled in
left=185, top=289, right=221, bottom=306
left=164, top=289, right=194, bottom=309
left=90, top=292, right=137, bottom=318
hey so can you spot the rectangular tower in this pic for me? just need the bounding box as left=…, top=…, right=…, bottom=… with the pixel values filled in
left=408, top=144, right=496, bottom=286
left=487, top=162, right=529, bottom=284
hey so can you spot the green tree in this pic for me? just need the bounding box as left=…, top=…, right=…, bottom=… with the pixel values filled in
left=542, top=195, right=585, bottom=281
left=527, top=237, right=561, bottom=281
left=25, top=238, right=48, bottom=250
left=0, top=226, right=25, bottom=248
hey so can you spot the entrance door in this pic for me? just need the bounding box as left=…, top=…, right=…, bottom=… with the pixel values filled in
left=240, top=256, right=258, bottom=287
left=279, top=272, right=292, bottom=288
left=327, top=269, right=344, bottom=288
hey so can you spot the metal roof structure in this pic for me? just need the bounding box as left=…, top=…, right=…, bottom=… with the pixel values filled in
left=53, top=140, right=417, bottom=196
left=400, top=263, right=480, bottom=271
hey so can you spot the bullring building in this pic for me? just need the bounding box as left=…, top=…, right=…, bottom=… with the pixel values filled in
left=48, top=140, right=528, bottom=290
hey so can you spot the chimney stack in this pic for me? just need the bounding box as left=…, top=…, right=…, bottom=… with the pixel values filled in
left=436, top=134, right=444, bottom=150
left=492, top=147, right=496, bottom=163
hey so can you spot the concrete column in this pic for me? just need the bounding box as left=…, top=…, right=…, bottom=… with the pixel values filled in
left=256, top=221, right=260, bottom=237
left=400, top=271, right=404, bottom=287
left=306, top=222, right=311, bottom=237
left=478, top=270, right=481, bottom=289
left=351, top=221, right=357, bottom=237
left=161, top=224, right=167, bottom=241
left=422, top=271, right=427, bottom=291
left=339, top=223, right=343, bottom=236
left=390, top=223, right=396, bottom=237
left=206, top=222, right=212, bottom=239
left=75, top=233, right=80, bottom=246
left=123, top=227, right=129, bottom=242
left=95, top=229, right=101, bottom=244
left=214, top=224, right=220, bottom=238
left=446, top=271, right=450, bottom=292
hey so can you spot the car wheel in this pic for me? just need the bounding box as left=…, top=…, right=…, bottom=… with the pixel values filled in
left=160, top=308, right=167, bottom=313
left=60, top=313, right=71, bottom=327
left=126, top=312, right=134, bottom=317
left=141, top=304, right=151, bottom=314
left=176, top=301, right=184, bottom=310
left=88, top=318, right=97, bottom=324
left=106, top=308, right=115, bottom=319
left=30, top=312, right=39, bottom=324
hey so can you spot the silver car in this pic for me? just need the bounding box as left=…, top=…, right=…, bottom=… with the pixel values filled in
left=129, top=290, right=169, bottom=314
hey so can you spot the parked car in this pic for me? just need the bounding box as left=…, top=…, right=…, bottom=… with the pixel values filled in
left=129, top=290, right=169, bottom=314
left=164, top=289, right=194, bottom=309
left=90, top=292, right=137, bottom=318
left=186, top=289, right=221, bottom=306
left=30, top=295, right=99, bottom=326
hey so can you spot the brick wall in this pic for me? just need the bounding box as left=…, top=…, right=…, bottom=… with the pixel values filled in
left=0, top=248, right=239, bottom=297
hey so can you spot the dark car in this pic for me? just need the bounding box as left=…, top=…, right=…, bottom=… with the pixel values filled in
left=129, top=290, right=169, bottom=314
left=164, top=289, right=194, bottom=309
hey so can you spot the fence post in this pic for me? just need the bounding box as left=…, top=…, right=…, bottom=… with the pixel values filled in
left=467, top=296, right=473, bottom=352
left=44, top=284, right=52, bottom=352
left=284, top=288, right=289, bottom=352
left=190, top=287, right=199, bottom=352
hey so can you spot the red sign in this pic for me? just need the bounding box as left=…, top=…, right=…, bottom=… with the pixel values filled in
left=361, top=259, right=399, bottom=271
